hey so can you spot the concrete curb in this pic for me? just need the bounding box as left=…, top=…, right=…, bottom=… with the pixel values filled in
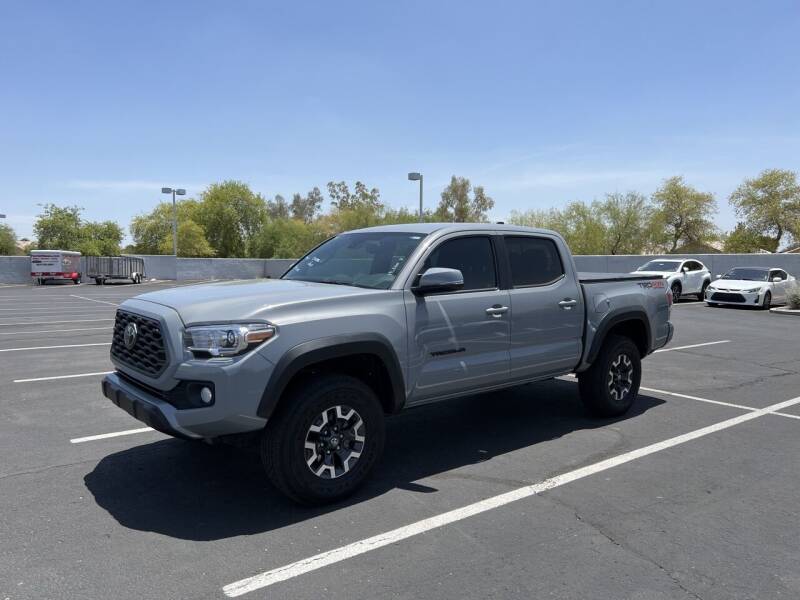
left=769, top=307, right=800, bottom=316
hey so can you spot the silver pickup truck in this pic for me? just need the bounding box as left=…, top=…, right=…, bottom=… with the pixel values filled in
left=102, top=223, right=673, bottom=504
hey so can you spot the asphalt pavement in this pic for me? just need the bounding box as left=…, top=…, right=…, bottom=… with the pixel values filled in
left=1, top=280, right=798, bottom=600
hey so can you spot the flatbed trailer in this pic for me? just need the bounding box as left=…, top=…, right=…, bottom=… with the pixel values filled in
left=85, top=256, right=145, bottom=285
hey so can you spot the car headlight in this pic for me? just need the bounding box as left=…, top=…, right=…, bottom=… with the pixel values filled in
left=184, top=323, right=276, bottom=357
left=742, top=287, right=762, bottom=293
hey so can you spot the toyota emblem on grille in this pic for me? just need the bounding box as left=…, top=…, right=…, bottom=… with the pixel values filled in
left=123, top=322, right=138, bottom=350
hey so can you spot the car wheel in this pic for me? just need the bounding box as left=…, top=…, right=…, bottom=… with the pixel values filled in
left=261, top=374, right=385, bottom=505
left=698, top=281, right=709, bottom=300
left=707, top=302, right=719, bottom=307
left=670, top=282, right=681, bottom=302
left=578, top=334, right=641, bottom=418
left=73, top=277, right=81, bottom=285
left=761, top=291, right=771, bottom=310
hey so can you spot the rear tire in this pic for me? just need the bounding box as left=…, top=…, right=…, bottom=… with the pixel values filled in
left=670, top=282, right=681, bottom=302
left=261, top=374, right=385, bottom=505
left=698, top=281, right=709, bottom=300
left=578, top=335, right=641, bottom=417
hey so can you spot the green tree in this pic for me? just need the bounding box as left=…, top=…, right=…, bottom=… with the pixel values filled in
left=723, top=223, right=778, bottom=253
left=157, top=221, right=215, bottom=257
left=195, top=180, right=267, bottom=257
left=290, top=187, right=324, bottom=223
left=33, top=204, right=84, bottom=250
left=598, top=191, right=653, bottom=254
left=266, top=194, right=290, bottom=220
left=508, top=202, right=607, bottom=254
left=77, top=221, right=123, bottom=256
left=252, top=219, right=327, bottom=259
left=130, top=199, right=205, bottom=254
left=435, top=176, right=494, bottom=222
left=0, top=223, right=17, bottom=255
left=729, top=169, right=800, bottom=250
left=327, top=181, right=382, bottom=213
left=651, top=176, right=717, bottom=253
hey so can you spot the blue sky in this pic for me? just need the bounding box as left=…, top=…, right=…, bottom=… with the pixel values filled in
left=1, top=0, right=799, bottom=241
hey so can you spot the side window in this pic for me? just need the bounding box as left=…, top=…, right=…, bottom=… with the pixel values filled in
left=422, top=236, right=496, bottom=291
left=505, top=236, right=565, bottom=287
left=686, top=261, right=700, bottom=272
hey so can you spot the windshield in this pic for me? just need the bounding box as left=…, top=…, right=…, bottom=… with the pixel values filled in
left=722, top=268, right=769, bottom=281
left=283, top=232, right=427, bottom=289
left=637, top=260, right=681, bottom=272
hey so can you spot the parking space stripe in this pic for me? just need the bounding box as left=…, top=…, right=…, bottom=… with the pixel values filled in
left=70, top=427, right=155, bottom=443
left=14, top=371, right=112, bottom=383
left=222, top=393, right=800, bottom=597
left=69, top=294, right=120, bottom=306
left=641, top=386, right=800, bottom=421
left=654, top=340, right=730, bottom=353
left=0, top=342, right=111, bottom=353
left=0, top=318, right=114, bottom=326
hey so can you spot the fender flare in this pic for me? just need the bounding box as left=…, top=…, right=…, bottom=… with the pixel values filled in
left=256, top=333, right=406, bottom=418
left=585, top=309, right=652, bottom=365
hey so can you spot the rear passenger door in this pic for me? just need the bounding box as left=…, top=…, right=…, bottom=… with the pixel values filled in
left=405, top=235, right=511, bottom=403
left=503, top=235, right=584, bottom=380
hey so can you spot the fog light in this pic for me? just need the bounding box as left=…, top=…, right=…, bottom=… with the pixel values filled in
left=200, top=386, right=213, bottom=404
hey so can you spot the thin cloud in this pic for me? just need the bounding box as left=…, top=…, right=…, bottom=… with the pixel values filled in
left=64, top=180, right=205, bottom=192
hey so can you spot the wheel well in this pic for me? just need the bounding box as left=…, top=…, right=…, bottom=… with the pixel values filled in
left=671, top=280, right=681, bottom=291
left=281, top=353, right=396, bottom=414
left=606, top=319, right=648, bottom=358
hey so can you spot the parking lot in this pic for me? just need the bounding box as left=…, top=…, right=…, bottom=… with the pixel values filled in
left=1, top=280, right=798, bottom=600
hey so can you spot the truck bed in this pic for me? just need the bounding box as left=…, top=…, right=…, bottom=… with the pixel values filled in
left=578, top=272, right=664, bottom=283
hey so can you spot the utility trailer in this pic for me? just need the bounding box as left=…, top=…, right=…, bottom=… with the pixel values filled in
left=85, top=256, right=146, bottom=285
left=30, top=250, right=82, bottom=285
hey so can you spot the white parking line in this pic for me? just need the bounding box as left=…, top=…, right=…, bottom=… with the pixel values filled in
left=654, top=340, right=730, bottom=353
left=69, top=294, right=120, bottom=306
left=641, top=386, right=800, bottom=421
left=70, top=427, right=155, bottom=443
left=0, top=318, right=114, bottom=326
left=0, top=342, right=111, bottom=353
left=0, top=326, right=112, bottom=336
left=222, top=392, right=800, bottom=597
left=13, top=371, right=113, bottom=383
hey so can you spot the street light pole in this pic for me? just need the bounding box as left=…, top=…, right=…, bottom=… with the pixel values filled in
left=161, top=187, right=186, bottom=256
left=407, top=172, right=423, bottom=222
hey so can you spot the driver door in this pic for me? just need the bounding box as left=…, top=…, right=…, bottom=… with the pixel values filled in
left=404, top=235, right=510, bottom=404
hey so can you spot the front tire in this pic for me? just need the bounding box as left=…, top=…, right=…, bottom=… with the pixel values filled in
left=761, top=291, right=771, bottom=310
left=261, top=375, right=385, bottom=505
left=578, top=335, right=642, bottom=417
left=698, top=281, right=709, bottom=300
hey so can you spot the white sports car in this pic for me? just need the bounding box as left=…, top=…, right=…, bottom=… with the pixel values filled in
left=633, top=259, right=712, bottom=301
left=705, top=267, right=796, bottom=309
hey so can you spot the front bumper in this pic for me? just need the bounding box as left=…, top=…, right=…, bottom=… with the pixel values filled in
left=102, top=372, right=199, bottom=440
left=705, top=288, right=763, bottom=306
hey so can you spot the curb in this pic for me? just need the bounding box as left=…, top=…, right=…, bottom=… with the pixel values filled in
left=769, top=307, right=800, bottom=316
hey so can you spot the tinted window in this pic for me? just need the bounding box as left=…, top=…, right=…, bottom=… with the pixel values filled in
left=423, top=236, right=496, bottom=291
left=685, top=261, right=701, bottom=271
left=284, top=232, right=426, bottom=289
left=505, top=236, right=565, bottom=286
left=638, top=260, right=681, bottom=272
left=722, top=268, right=769, bottom=281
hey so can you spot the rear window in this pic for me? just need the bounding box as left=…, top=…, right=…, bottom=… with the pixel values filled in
left=505, top=236, right=565, bottom=287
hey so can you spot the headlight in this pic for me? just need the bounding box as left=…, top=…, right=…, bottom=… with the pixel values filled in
left=742, top=287, right=762, bottom=293
left=184, top=323, right=276, bottom=357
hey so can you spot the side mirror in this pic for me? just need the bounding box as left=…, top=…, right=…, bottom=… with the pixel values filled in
left=413, top=267, right=464, bottom=295
left=716, top=274, right=722, bottom=279
left=772, top=276, right=783, bottom=283
left=681, top=267, right=689, bottom=273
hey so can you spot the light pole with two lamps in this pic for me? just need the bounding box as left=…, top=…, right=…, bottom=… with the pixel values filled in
left=161, top=187, right=186, bottom=256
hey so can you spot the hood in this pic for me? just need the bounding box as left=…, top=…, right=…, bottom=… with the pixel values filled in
left=709, top=279, right=766, bottom=291
left=129, top=278, right=381, bottom=324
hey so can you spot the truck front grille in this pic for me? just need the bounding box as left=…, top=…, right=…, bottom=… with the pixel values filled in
left=111, top=310, right=168, bottom=377
left=710, top=292, right=746, bottom=303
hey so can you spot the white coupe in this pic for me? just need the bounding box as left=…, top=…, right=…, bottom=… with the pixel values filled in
left=634, top=259, right=712, bottom=301
left=705, top=267, right=796, bottom=309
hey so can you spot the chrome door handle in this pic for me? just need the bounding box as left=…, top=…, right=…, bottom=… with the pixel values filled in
left=485, top=305, right=509, bottom=317
left=558, top=299, right=578, bottom=310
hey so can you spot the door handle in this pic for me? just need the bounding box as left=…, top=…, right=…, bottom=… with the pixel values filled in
left=558, top=298, right=578, bottom=310
left=485, top=305, right=509, bottom=317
